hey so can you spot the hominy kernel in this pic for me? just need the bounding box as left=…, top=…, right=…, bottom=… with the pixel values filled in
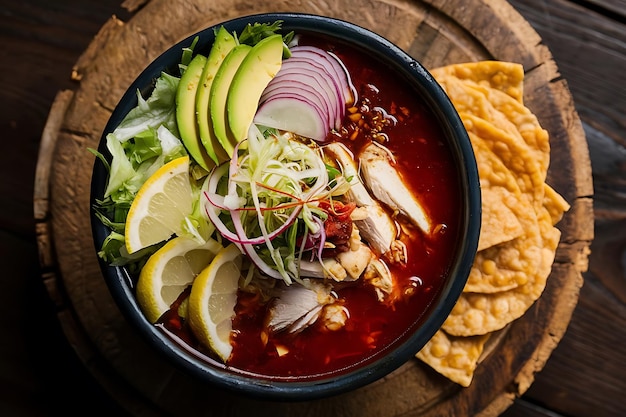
left=349, top=128, right=359, bottom=141
left=431, top=343, right=449, bottom=358
left=482, top=259, right=496, bottom=275
left=491, top=298, right=510, bottom=316
left=464, top=310, right=483, bottom=330
left=348, top=112, right=361, bottom=122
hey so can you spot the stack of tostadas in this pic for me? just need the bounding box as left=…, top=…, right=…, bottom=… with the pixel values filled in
left=417, top=61, right=570, bottom=387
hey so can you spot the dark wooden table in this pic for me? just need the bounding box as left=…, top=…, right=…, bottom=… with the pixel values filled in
left=1, top=0, right=624, bottom=416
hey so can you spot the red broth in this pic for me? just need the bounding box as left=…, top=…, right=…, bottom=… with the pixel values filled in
left=158, top=33, right=463, bottom=380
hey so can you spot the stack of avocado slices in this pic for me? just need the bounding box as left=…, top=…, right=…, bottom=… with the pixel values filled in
left=175, top=26, right=285, bottom=170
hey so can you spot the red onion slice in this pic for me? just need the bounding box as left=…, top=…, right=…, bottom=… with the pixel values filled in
left=254, top=95, right=330, bottom=142
left=263, top=65, right=341, bottom=129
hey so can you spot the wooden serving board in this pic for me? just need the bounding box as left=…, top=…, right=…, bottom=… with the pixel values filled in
left=34, top=0, right=593, bottom=415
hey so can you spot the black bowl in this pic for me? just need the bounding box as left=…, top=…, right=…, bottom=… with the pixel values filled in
left=91, top=12, right=480, bottom=401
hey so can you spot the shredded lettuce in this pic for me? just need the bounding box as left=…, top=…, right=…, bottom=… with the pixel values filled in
left=92, top=23, right=295, bottom=272
left=102, top=125, right=187, bottom=200
left=179, top=36, right=200, bottom=74
left=125, top=128, right=161, bottom=165
left=103, top=134, right=136, bottom=198
left=92, top=68, right=189, bottom=268
left=108, top=72, right=180, bottom=143
left=97, top=231, right=161, bottom=275
left=204, top=128, right=334, bottom=284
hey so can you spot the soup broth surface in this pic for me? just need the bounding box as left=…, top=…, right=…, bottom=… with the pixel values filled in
left=158, top=32, right=464, bottom=380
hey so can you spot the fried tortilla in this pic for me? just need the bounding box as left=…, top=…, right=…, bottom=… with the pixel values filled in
left=430, top=60, right=525, bottom=103
left=416, top=330, right=490, bottom=387
left=417, top=60, right=570, bottom=384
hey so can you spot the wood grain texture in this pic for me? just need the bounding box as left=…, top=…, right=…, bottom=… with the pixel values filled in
left=0, top=0, right=145, bottom=413
left=582, top=0, right=626, bottom=18
left=32, top=0, right=592, bottom=416
left=509, top=0, right=626, bottom=144
left=504, top=2, right=626, bottom=416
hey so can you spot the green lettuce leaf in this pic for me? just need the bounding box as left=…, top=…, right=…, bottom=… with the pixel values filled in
left=108, top=72, right=180, bottom=143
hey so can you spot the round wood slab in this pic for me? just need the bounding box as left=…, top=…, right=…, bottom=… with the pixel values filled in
left=35, top=0, right=593, bottom=415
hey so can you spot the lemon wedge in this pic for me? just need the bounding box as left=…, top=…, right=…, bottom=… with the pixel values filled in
left=136, top=235, right=223, bottom=323
left=188, top=243, right=242, bottom=362
left=125, top=156, right=193, bottom=254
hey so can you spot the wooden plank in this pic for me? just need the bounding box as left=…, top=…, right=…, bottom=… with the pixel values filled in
left=580, top=0, right=626, bottom=18
left=0, top=1, right=140, bottom=416
left=523, top=267, right=626, bottom=417
left=501, top=398, right=563, bottom=417
left=509, top=2, right=626, bottom=416
left=508, top=0, right=626, bottom=144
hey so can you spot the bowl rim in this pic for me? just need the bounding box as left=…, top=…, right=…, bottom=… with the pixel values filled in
left=90, top=12, right=481, bottom=401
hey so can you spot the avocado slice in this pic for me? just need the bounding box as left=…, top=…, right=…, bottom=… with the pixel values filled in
left=176, top=53, right=215, bottom=171
left=196, top=27, right=237, bottom=164
left=209, top=44, right=252, bottom=157
left=227, top=34, right=284, bottom=143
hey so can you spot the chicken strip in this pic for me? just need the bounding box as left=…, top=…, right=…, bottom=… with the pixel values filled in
left=266, top=280, right=334, bottom=334
left=323, top=142, right=398, bottom=256
left=359, top=142, right=431, bottom=234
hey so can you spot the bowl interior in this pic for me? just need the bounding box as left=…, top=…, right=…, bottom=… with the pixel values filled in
left=91, top=12, right=480, bottom=401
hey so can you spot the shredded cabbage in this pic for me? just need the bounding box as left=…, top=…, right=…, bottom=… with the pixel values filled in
left=204, top=126, right=344, bottom=284
left=92, top=22, right=346, bottom=279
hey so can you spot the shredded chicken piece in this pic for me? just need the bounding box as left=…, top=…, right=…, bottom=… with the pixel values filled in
left=323, top=258, right=349, bottom=281
left=323, top=142, right=400, bottom=257
left=267, top=280, right=335, bottom=334
left=363, top=259, right=394, bottom=301
left=386, top=240, right=407, bottom=264
left=321, top=303, right=350, bottom=331
left=336, top=225, right=373, bottom=279
left=359, top=142, right=432, bottom=234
